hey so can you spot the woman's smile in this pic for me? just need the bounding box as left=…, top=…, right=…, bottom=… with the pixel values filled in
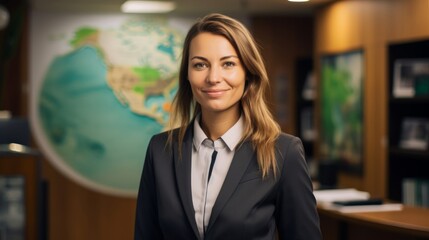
left=201, top=88, right=229, bottom=98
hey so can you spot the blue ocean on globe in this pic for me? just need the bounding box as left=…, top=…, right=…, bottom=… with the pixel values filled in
left=39, top=46, right=164, bottom=192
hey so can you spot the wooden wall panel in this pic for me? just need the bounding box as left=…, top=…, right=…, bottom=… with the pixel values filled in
left=315, top=0, right=429, bottom=198
left=252, top=16, right=314, bottom=134
left=42, top=159, right=136, bottom=240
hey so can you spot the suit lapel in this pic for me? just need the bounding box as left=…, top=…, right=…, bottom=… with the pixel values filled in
left=174, top=126, right=200, bottom=239
left=206, top=141, right=255, bottom=231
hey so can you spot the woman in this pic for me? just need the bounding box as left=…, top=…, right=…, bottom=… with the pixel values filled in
left=134, top=13, right=321, bottom=240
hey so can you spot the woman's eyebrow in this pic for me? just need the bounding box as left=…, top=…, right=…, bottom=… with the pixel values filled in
left=190, top=55, right=238, bottom=61
left=220, top=55, right=239, bottom=60
left=190, top=56, right=207, bottom=61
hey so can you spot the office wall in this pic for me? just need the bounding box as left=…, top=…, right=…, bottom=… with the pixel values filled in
left=251, top=16, right=314, bottom=133
left=314, top=0, right=429, bottom=198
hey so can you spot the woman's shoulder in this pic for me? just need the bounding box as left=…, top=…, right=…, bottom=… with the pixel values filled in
left=275, top=133, right=306, bottom=173
left=149, top=127, right=186, bottom=145
left=276, top=132, right=302, bottom=146
left=150, top=129, right=175, bottom=142
left=275, top=133, right=304, bottom=161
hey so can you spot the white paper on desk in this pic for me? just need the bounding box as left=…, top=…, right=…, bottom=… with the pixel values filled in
left=313, top=188, right=370, bottom=206
left=325, top=203, right=404, bottom=213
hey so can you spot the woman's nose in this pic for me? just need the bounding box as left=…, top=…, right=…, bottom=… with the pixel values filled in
left=206, top=67, right=221, bottom=84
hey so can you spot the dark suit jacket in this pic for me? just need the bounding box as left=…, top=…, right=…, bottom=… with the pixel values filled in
left=134, top=125, right=321, bottom=240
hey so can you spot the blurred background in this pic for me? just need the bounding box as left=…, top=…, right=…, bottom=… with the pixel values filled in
left=1, top=0, right=429, bottom=239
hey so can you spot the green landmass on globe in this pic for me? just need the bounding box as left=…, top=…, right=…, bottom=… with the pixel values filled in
left=69, top=25, right=178, bottom=125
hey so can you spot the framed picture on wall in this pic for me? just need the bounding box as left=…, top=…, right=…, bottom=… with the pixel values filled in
left=393, top=59, right=429, bottom=98
left=320, top=50, right=364, bottom=174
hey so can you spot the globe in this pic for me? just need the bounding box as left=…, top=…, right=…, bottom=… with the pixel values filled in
left=35, top=17, right=185, bottom=196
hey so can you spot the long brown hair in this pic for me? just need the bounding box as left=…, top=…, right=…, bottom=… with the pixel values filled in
left=168, top=13, right=281, bottom=177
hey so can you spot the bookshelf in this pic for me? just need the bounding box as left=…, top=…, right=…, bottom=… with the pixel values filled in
left=295, top=58, right=316, bottom=177
left=387, top=39, right=429, bottom=207
left=0, top=150, right=45, bottom=240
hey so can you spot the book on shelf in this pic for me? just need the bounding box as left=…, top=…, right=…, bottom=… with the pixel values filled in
left=0, top=176, right=26, bottom=239
left=393, top=59, right=429, bottom=98
left=399, top=118, right=429, bottom=151
left=300, top=107, right=316, bottom=141
left=302, top=71, right=316, bottom=100
left=402, top=178, right=429, bottom=208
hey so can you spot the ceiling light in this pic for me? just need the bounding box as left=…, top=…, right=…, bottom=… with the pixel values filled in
left=121, top=1, right=176, bottom=13
left=288, top=0, right=310, bottom=2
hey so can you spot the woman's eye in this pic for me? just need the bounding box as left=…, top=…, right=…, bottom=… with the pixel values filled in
left=193, top=62, right=207, bottom=70
left=223, top=61, right=236, bottom=68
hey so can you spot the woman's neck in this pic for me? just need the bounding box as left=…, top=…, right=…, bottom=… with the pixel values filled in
left=200, top=109, right=240, bottom=141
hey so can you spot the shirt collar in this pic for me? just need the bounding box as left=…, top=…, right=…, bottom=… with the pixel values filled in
left=193, top=115, right=208, bottom=152
left=193, top=114, right=244, bottom=152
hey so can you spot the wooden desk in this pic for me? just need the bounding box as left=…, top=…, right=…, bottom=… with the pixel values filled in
left=318, top=205, right=429, bottom=240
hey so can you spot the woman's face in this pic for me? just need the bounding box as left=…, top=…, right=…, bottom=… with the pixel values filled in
left=188, top=32, right=246, bottom=116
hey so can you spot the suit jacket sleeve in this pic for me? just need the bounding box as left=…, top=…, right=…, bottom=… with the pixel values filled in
left=134, top=136, right=164, bottom=240
left=275, top=136, right=322, bottom=240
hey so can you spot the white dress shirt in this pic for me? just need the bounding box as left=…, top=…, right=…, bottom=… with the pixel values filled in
left=191, top=115, right=244, bottom=239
